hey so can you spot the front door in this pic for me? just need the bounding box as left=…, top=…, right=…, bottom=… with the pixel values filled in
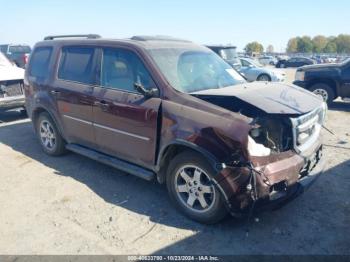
left=92, top=47, right=161, bottom=168
left=52, top=46, right=97, bottom=147
left=340, top=63, right=350, bottom=98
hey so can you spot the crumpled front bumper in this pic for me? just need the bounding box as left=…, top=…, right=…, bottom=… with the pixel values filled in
left=216, top=146, right=324, bottom=215
left=0, top=95, right=25, bottom=110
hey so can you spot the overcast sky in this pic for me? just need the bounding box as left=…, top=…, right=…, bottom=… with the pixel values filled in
left=1, top=0, right=349, bottom=51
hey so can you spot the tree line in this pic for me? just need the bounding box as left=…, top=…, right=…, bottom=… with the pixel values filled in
left=244, top=34, right=350, bottom=54
left=287, top=34, right=350, bottom=54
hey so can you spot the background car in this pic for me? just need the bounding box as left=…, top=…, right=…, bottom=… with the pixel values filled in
left=293, top=58, right=350, bottom=104
left=0, top=44, right=31, bottom=68
left=239, top=57, right=286, bottom=82
left=0, top=52, right=25, bottom=111
left=276, top=56, right=315, bottom=68
left=259, top=55, right=277, bottom=65
left=206, top=45, right=241, bottom=69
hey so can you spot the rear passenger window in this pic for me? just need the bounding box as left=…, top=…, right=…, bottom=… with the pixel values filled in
left=29, top=47, right=52, bottom=78
left=58, top=47, right=95, bottom=84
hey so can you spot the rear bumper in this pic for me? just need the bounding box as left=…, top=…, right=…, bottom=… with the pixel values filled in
left=0, top=95, right=25, bottom=110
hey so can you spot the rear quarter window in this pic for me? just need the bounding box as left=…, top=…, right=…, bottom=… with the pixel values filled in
left=29, top=47, right=53, bottom=78
left=58, top=46, right=95, bottom=84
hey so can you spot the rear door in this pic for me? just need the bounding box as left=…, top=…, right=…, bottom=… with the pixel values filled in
left=51, top=46, right=97, bottom=148
left=288, top=58, right=297, bottom=67
left=92, top=47, right=161, bottom=168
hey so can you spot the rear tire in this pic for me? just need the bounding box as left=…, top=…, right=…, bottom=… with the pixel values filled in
left=309, top=83, right=335, bottom=105
left=36, top=112, right=66, bottom=156
left=166, top=151, right=228, bottom=224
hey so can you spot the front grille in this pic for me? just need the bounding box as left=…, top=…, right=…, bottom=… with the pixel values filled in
left=290, top=103, right=326, bottom=155
left=0, top=81, right=24, bottom=98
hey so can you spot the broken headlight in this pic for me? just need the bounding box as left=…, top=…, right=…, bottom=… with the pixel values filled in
left=247, top=135, right=271, bottom=157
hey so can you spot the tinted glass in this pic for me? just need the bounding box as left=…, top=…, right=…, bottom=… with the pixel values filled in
left=9, top=45, right=31, bottom=53
left=241, top=59, right=250, bottom=67
left=0, top=45, right=8, bottom=53
left=29, top=47, right=52, bottom=78
left=101, top=48, right=155, bottom=93
left=58, top=47, right=95, bottom=84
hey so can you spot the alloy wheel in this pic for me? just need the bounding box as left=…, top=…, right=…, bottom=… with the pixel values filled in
left=174, top=165, right=216, bottom=213
left=312, top=88, right=329, bottom=102
left=258, top=74, right=270, bottom=81
left=39, top=120, right=56, bottom=151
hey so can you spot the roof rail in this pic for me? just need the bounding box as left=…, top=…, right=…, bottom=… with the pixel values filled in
left=44, top=34, right=101, bottom=40
left=130, top=35, right=191, bottom=43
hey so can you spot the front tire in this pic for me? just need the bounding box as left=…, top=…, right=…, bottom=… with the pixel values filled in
left=309, top=83, right=335, bottom=104
left=166, top=151, right=228, bottom=224
left=257, top=74, right=271, bottom=81
left=36, top=112, right=66, bottom=156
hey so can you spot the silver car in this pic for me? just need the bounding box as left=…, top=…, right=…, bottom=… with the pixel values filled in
left=239, top=58, right=286, bottom=82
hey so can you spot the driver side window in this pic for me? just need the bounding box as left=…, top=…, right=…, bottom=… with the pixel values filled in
left=101, top=48, right=155, bottom=93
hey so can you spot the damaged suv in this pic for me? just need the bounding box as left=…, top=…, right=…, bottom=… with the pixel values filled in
left=0, top=52, right=25, bottom=111
left=25, top=35, right=326, bottom=223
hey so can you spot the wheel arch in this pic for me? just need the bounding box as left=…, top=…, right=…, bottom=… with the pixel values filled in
left=257, top=73, right=271, bottom=81
left=31, top=106, right=66, bottom=140
left=307, top=78, right=339, bottom=98
left=155, top=140, right=221, bottom=184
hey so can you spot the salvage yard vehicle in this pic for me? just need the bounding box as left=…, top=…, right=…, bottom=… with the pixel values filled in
left=207, top=45, right=241, bottom=69
left=258, top=55, right=277, bottom=66
left=207, top=45, right=285, bottom=82
left=276, top=56, right=315, bottom=68
left=25, top=35, right=326, bottom=224
left=0, top=52, right=25, bottom=111
left=293, top=58, right=350, bottom=104
left=239, top=57, right=286, bottom=82
left=0, top=44, right=31, bottom=68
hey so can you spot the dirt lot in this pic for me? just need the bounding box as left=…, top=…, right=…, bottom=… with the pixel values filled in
left=0, top=70, right=349, bottom=255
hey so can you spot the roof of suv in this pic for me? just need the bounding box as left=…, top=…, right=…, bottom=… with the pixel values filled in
left=38, top=35, right=203, bottom=50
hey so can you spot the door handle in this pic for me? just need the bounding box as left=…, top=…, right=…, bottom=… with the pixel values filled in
left=95, top=100, right=109, bottom=111
left=50, top=90, right=60, bottom=95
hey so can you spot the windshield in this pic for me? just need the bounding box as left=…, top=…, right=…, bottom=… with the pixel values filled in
left=244, top=58, right=263, bottom=67
left=148, top=48, right=245, bottom=93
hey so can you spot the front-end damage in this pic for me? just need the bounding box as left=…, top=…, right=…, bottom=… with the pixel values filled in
left=193, top=92, right=327, bottom=215
left=0, top=80, right=25, bottom=110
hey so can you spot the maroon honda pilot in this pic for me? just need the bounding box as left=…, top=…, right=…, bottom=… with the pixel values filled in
left=24, top=35, right=326, bottom=224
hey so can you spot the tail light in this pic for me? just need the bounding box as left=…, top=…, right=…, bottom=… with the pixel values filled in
left=22, top=54, right=29, bottom=65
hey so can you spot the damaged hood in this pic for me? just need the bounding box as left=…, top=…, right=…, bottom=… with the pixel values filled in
left=0, top=64, right=24, bottom=81
left=191, top=82, right=323, bottom=114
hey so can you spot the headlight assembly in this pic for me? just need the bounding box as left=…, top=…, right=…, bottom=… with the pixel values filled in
left=247, top=135, right=271, bottom=157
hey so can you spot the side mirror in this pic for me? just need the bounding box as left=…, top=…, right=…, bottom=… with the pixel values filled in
left=134, top=83, right=159, bottom=98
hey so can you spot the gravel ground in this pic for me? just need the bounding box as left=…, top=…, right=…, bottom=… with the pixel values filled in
left=0, top=70, right=349, bottom=255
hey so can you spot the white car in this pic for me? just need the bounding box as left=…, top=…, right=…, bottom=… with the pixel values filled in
left=0, top=52, right=25, bottom=111
left=259, top=56, right=277, bottom=66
